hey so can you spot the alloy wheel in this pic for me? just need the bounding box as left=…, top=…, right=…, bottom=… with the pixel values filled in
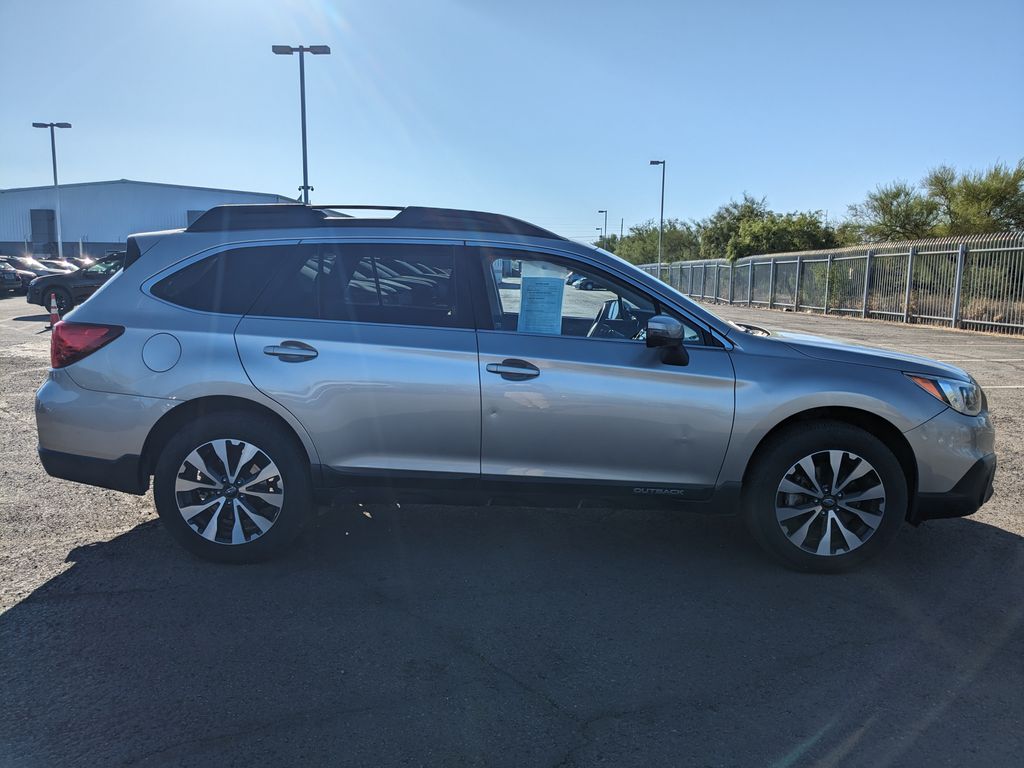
left=174, top=438, right=284, bottom=545
left=775, top=449, right=885, bottom=557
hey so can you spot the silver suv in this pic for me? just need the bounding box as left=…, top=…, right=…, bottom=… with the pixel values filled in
left=35, top=204, right=996, bottom=570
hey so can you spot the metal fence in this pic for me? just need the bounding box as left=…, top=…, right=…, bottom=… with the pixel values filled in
left=640, top=232, right=1024, bottom=334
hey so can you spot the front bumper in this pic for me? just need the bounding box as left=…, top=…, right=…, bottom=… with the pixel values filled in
left=915, top=454, right=996, bottom=521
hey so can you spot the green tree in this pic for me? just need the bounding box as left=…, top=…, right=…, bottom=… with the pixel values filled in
left=694, top=194, right=770, bottom=260
left=613, top=219, right=700, bottom=265
left=726, top=211, right=841, bottom=260
left=846, top=182, right=941, bottom=241
left=925, top=160, right=1024, bottom=235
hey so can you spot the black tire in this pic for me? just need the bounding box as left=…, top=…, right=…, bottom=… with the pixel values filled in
left=153, top=411, right=312, bottom=563
left=46, top=287, right=73, bottom=314
left=742, top=421, right=907, bottom=573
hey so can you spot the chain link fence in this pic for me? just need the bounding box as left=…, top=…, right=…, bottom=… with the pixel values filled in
left=639, top=232, right=1024, bottom=334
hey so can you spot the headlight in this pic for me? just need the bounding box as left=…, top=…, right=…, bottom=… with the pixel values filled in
left=906, top=374, right=983, bottom=416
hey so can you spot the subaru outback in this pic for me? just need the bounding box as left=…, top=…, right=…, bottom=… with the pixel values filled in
left=35, top=204, right=996, bottom=571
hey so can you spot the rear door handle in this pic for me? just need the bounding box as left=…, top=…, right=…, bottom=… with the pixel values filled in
left=486, top=359, right=540, bottom=381
left=263, top=340, right=319, bottom=362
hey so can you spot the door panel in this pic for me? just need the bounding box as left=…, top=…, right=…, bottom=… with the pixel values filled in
left=237, top=318, right=481, bottom=475
left=234, top=241, right=481, bottom=478
left=478, top=332, right=735, bottom=487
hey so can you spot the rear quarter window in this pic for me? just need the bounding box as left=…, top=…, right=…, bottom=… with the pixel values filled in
left=151, top=246, right=297, bottom=314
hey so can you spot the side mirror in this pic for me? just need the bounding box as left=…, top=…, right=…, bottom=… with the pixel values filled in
left=646, top=314, right=689, bottom=366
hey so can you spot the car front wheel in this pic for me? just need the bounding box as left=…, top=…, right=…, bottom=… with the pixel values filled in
left=153, top=412, right=311, bottom=563
left=742, top=421, right=907, bottom=572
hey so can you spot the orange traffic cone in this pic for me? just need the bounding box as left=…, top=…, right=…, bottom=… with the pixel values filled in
left=47, top=293, right=61, bottom=330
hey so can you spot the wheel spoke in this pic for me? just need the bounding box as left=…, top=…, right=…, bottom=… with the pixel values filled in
left=210, top=439, right=231, bottom=482
left=779, top=478, right=815, bottom=497
left=230, top=500, right=246, bottom=544
left=241, top=463, right=281, bottom=491
left=842, top=486, right=885, bottom=504
left=797, top=456, right=823, bottom=495
left=231, top=442, right=261, bottom=483
left=838, top=503, right=883, bottom=529
left=199, top=498, right=226, bottom=541
left=777, top=502, right=821, bottom=522
left=239, top=488, right=284, bottom=508
left=236, top=498, right=274, bottom=533
left=835, top=458, right=873, bottom=492
left=828, top=450, right=844, bottom=490
left=833, top=514, right=863, bottom=553
left=178, top=500, right=218, bottom=521
left=183, top=450, right=223, bottom=489
left=816, top=512, right=835, bottom=556
left=789, top=512, right=818, bottom=549
left=175, top=476, right=221, bottom=493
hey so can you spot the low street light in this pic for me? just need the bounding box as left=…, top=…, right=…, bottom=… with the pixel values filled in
left=32, top=122, right=72, bottom=260
left=272, top=44, right=331, bottom=204
left=598, top=209, right=608, bottom=240
left=650, top=160, right=666, bottom=279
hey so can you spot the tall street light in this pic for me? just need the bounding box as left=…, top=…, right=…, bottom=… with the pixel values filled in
left=597, top=209, right=607, bottom=240
left=272, top=44, right=331, bottom=205
left=650, top=160, right=666, bottom=280
left=32, top=122, right=71, bottom=259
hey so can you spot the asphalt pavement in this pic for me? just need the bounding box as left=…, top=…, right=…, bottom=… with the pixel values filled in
left=1, top=293, right=1021, bottom=767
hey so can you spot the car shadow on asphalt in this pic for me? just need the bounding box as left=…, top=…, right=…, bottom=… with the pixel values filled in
left=1, top=505, right=1021, bottom=766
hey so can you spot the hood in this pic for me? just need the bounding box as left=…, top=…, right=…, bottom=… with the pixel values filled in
left=768, top=330, right=972, bottom=382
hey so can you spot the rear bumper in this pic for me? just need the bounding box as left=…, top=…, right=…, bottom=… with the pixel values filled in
left=915, top=454, right=996, bottom=521
left=38, top=448, right=148, bottom=495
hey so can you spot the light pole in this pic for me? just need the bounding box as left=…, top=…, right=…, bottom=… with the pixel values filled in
left=597, top=209, right=607, bottom=240
left=32, top=122, right=71, bottom=259
left=595, top=227, right=603, bottom=244
left=650, top=160, right=666, bottom=279
left=272, top=44, right=331, bottom=204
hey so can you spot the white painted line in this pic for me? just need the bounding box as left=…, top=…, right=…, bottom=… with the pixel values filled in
left=980, top=385, right=1024, bottom=389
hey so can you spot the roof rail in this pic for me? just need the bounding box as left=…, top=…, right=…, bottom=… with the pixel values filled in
left=186, top=203, right=564, bottom=240
left=186, top=204, right=326, bottom=232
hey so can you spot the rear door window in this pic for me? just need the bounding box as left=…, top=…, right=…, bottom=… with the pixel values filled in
left=251, top=243, right=467, bottom=328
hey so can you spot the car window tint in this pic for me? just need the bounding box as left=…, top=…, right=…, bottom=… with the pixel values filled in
left=253, top=243, right=462, bottom=328
left=475, top=249, right=703, bottom=343
left=151, top=246, right=291, bottom=314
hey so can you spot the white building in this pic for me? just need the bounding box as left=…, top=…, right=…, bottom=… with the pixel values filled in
left=0, top=179, right=294, bottom=258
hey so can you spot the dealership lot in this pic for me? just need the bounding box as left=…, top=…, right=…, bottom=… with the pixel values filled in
left=1, top=294, right=1021, bottom=766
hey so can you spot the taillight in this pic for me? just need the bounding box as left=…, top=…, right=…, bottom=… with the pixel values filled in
left=51, top=321, right=124, bottom=368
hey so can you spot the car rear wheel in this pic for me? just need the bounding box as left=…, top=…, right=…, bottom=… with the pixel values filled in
left=742, top=421, right=907, bottom=572
left=153, top=412, right=311, bottom=563
left=46, top=287, right=73, bottom=314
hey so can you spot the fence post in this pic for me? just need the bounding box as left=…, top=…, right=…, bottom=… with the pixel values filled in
left=903, top=247, right=917, bottom=323
left=768, top=258, right=777, bottom=309
left=951, top=243, right=967, bottom=328
left=747, top=262, right=754, bottom=306
left=728, top=264, right=735, bottom=304
left=862, top=250, right=874, bottom=318
left=713, top=264, right=720, bottom=304
left=794, top=256, right=803, bottom=311
left=823, top=253, right=833, bottom=315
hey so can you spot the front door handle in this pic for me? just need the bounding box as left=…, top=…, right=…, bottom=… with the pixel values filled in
left=263, top=340, right=318, bottom=363
left=486, top=359, right=540, bottom=381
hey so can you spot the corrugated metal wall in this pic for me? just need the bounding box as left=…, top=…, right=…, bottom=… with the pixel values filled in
left=0, top=180, right=293, bottom=244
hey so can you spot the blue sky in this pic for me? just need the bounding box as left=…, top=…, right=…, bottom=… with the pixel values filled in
left=1, top=0, right=1021, bottom=242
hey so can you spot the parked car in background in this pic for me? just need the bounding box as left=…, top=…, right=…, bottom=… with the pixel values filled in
left=68, top=256, right=95, bottom=269
left=0, top=255, right=67, bottom=292
left=34, top=204, right=996, bottom=571
left=26, top=253, right=125, bottom=314
left=39, top=258, right=77, bottom=272
left=1, top=263, right=21, bottom=293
